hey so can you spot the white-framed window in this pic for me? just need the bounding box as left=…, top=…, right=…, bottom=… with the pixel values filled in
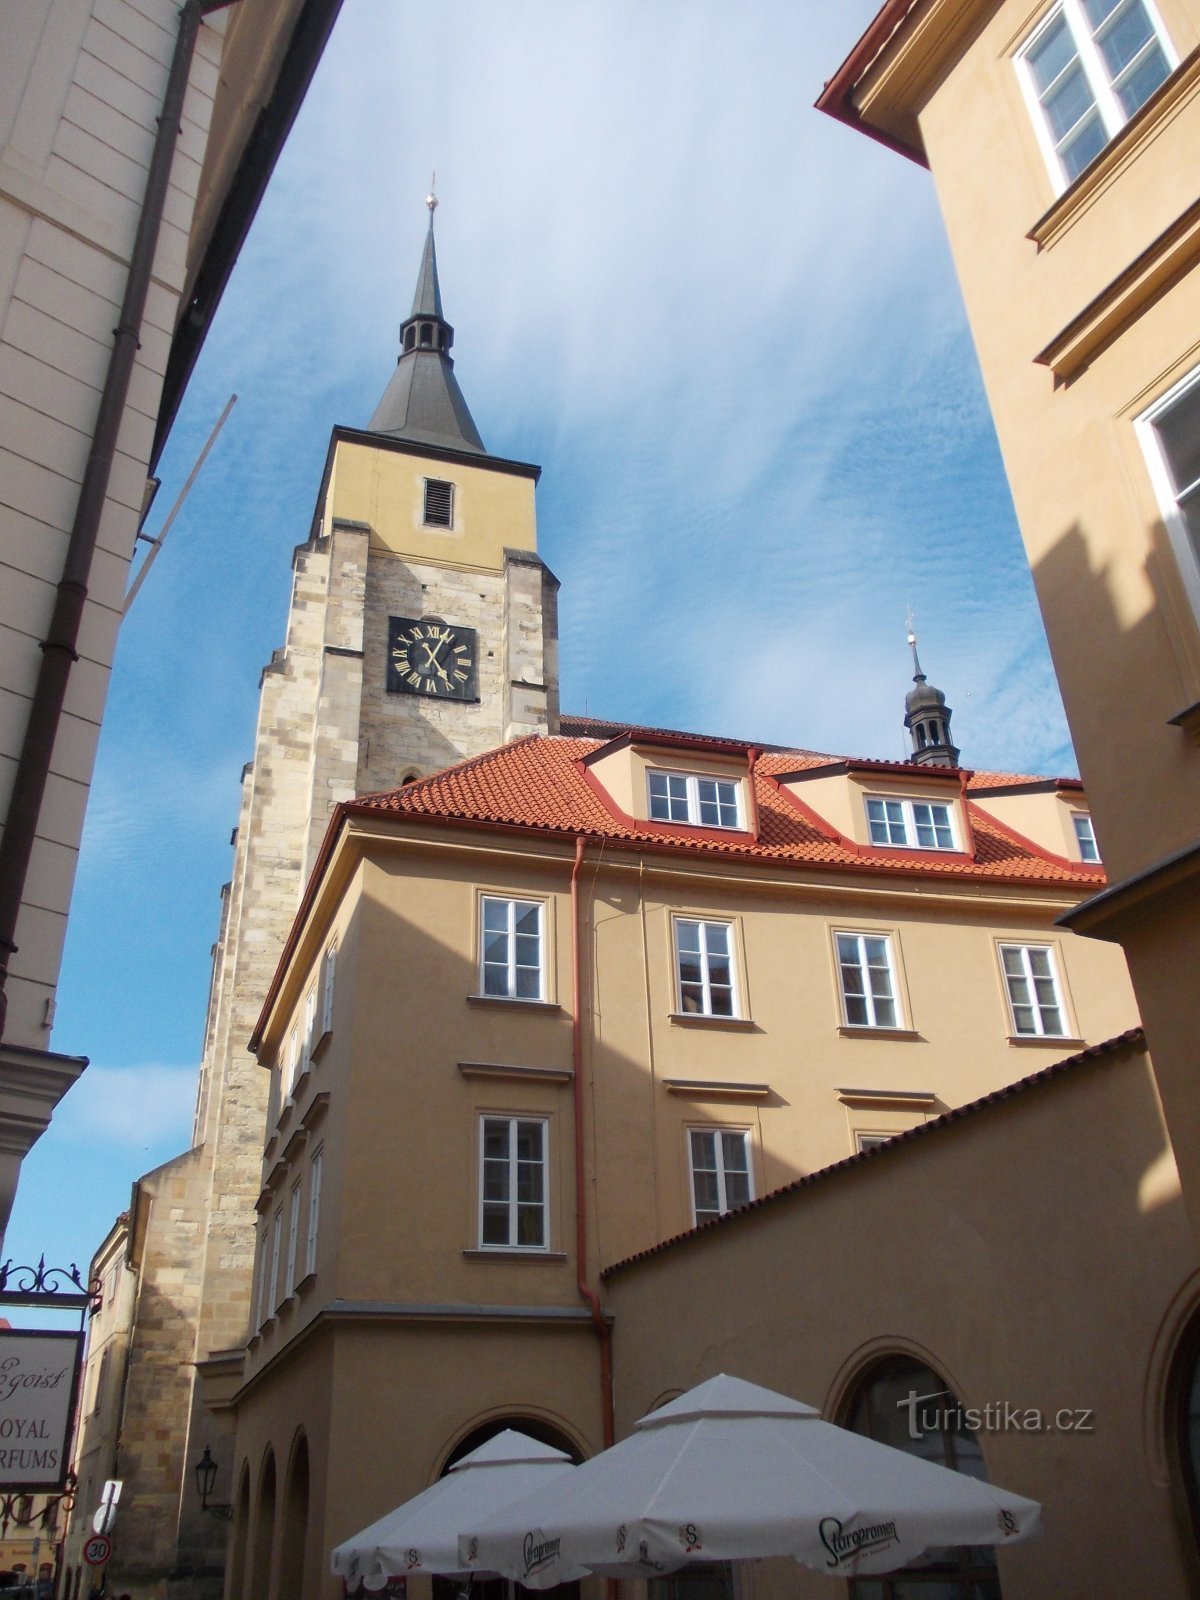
left=286, top=1180, right=301, bottom=1294
left=674, top=918, right=738, bottom=1017
left=320, top=944, right=337, bottom=1037
left=282, top=1023, right=299, bottom=1100
left=835, top=932, right=901, bottom=1029
left=1072, top=812, right=1100, bottom=862
left=865, top=796, right=956, bottom=851
left=268, top=1207, right=283, bottom=1312
left=299, top=986, right=317, bottom=1076
left=1016, top=0, right=1174, bottom=188
left=305, top=1147, right=323, bottom=1277
left=255, top=1227, right=270, bottom=1329
left=423, top=477, right=454, bottom=528
left=480, top=896, right=545, bottom=999
left=479, top=1116, right=548, bottom=1249
left=999, top=944, right=1068, bottom=1036
left=648, top=770, right=743, bottom=829
left=1138, top=367, right=1200, bottom=618
left=688, top=1128, right=753, bottom=1223
left=856, top=1133, right=894, bottom=1153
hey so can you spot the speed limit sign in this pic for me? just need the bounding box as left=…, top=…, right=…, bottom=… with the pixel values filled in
left=83, top=1533, right=112, bottom=1565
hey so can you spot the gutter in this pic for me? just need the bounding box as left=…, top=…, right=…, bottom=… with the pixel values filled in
left=570, top=838, right=615, bottom=1448
left=814, top=0, right=929, bottom=165
left=0, top=0, right=211, bottom=1041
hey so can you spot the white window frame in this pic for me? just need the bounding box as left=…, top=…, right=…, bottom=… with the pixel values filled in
left=1015, top=0, right=1176, bottom=192
left=687, top=1127, right=754, bottom=1224
left=305, top=1147, right=323, bottom=1277
left=282, top=1024, right=299, bottom=1101
left=673, top=917, right=739, bottom=1018
left=864, top=796, right=957, bottom=852
left=319, top=944, right=337, bottom=1038
left=835, top=931, right=902, bottom=1030
left=479, top=896, right=546, bottom=1000
left=1072, top=812, right=1100, bottom=862
left=286, top=1180, right=301, bottom=1294
left=1137, top=366, right=1200, bottom=622
left=255, top=1227, right=270, bottom=1329
left=268, top=1206, right=283, bottom=1312
left=478, top=1115, right=549, bottom=1251
left=647, top=770, right=744, bottom=830
left=999, top=943, right=1069, bottom=1037
left=299, top=986, right=317, bottom=1077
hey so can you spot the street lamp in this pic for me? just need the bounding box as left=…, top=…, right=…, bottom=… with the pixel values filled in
left=193, top=1446, right=234, bottom=1521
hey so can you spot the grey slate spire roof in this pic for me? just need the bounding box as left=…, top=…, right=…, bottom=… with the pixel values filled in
left=903, top=624, right=960, bottom=767
left=367, top=206, right=486, bottom=454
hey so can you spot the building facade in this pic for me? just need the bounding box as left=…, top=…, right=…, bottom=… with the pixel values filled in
left=211, top=686, right=1140, bottom=1597
left=0, top=0, right=342, bottom=1245
left=818, top=0, right=1200, bottom=1232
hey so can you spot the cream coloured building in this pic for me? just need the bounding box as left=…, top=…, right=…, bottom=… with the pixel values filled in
left=0, top=0, right=343, bottom=1245
left=818, top=0, right=1200, bottom=1239
left=167, top=214, right=1142, bottom=1593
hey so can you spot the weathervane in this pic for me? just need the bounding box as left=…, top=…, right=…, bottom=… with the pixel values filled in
left=426, top=171, right=438, bottom=219
left=906, top=607, right=924, bottom=680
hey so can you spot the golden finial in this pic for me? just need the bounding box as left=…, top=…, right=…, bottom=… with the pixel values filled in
left=426, top=172, right=438, bottom=218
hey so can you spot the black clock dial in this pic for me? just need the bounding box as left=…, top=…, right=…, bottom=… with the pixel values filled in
left=387, top=616, right=478, bottom=701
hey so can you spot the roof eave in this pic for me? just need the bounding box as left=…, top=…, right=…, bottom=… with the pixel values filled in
left=815, top=0, right=930, bottom=166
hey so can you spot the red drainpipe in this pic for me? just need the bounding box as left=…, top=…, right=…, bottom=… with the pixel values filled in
left=571, top=836, right=614, bottom=1447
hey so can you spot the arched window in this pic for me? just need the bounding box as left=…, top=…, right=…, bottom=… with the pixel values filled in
left=1168, top=1313, right=1200, bottom=1553
left=432, top=1419, right=582, bottom=1600
left=278, top=1435, right=310, bottom=1598
left=249, top=1449, right=277, bottom=1600
left=842, top=1357, right=1002, bottom=1598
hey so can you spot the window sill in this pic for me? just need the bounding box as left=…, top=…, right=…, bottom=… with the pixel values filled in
left=1028, top=44, right=1200, bottom=252
left=311, top=1029, right=332, bottom=1063
left=458, top=1062, right=573, bottom=1085
left=467, top=994, right=562, bottom=1013
left=1007, top=1034, right=1084, bottom=1048
left=668, top=1013, right=757, bottom=1031
left=462, top=1250, right=567, bottom=1263
left=837, top=1026, right=922, bottom=1042
left=295, top=1271, right=317, bottom=1296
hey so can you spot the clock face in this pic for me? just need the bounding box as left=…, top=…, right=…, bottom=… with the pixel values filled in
left=387, top=616, right=478, bottom=701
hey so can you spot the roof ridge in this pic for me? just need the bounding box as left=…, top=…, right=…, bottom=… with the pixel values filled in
left=602, top=1027, right=1146, bottom=1278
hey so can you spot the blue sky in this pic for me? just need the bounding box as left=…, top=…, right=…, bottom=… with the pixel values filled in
left=7, top=0, right=1077, bottom=1284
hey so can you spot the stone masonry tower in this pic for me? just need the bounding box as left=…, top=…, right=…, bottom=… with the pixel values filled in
left=97, top=203, right=559, bottom=1598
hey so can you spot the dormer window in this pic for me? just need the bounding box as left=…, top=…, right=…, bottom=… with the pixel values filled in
left=423, top=478, right=454, bottom=528
left=648, top=770, right=742, bottom=829
left=1072, top=812, right=1100, bottom=862
left=866, top=796, right=956, bottom=851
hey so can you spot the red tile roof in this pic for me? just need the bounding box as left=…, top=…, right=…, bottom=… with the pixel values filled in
left=348, top=732, right=1104, bottom=886
left=602, top=1028, right=1147, bottom=1278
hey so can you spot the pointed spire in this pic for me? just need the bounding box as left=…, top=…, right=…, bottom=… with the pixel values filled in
left=367, top=189, right=486, bottom=454
left=902, top=614, right=960, bottom=767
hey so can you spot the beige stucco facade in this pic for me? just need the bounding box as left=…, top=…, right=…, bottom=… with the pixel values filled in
left=211, top=721, right=1142, bottom=1598
left=604, top=1032, right=1200, bottom=1600
left=821, top=0, right=1200, bottom=1238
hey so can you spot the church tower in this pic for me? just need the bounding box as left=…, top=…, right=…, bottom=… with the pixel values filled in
left=903, top=624, right=959, bottom=767
left=99, top=204, right=559, bottom=1598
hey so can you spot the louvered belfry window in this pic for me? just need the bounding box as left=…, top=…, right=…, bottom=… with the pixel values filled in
left=423, top=477, right=454, bottom=527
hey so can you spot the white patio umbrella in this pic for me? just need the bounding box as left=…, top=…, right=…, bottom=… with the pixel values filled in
left=332, top=1428, right=574, bottom=1589
left=457, top=1374, right=1041, bottom=1587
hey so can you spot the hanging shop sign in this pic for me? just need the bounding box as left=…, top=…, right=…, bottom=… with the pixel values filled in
left=0, top=1328, right=84, bottom=1490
